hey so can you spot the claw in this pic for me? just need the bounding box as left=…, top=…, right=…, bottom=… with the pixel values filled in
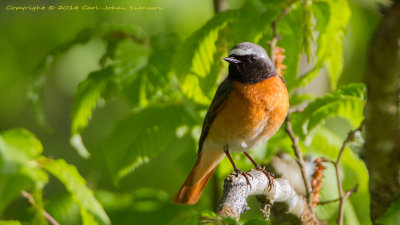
left=234, top=169, right=253, bottom=188
left=255, top=167, right=274, bottom=191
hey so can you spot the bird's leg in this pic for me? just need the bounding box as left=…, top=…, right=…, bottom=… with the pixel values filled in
left=243, top=152, right=263, bottom=169
left=224, top=146, right=252, bottom=186
left=243, top=152, right=274, bottom=190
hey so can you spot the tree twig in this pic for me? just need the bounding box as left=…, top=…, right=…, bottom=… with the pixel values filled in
left=213, top=0, right=227, bottom=14
left=269, top=0, right=298, bottom=65
left=318, top=184, right=358, bottom=208
left=333, top=123, right=363, bottom=225
left=217, top=170, right=305, bottom=220
left=285, top=116, right=312, bottom=207
left=21, top=190, right=60, bottom=225
left=318, top=198, right=340, bottom=205
left=364, top=1, right=400, bottom=221
left=216, top=169, right=324, bottom=224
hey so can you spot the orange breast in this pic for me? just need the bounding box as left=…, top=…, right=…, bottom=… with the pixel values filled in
left=207, top=76, right=289, bottom=152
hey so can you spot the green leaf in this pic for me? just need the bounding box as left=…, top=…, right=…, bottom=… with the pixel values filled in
left=343, top=201, right=363, bottom=225
left=302, top=0, right=314, bottom=58
left=27, top=55, right=54, bottom=130
left=27, top=28, right=98, bottom=130
left=144, top=34, right=180, bottom=91
left=0, top=129, right=48, bottom=213
left=119, top=34, right=181, bottom=107
left=71, top=67, right=114, bottom=135
left=265, top=128, right=293, bottom=159
left=96, top=188, right=182, bottom=225
left=278, top=1, right=313, bottom=90
left=0, top=174, right=32, bottom=214
left=336, top=83, right=366, bottom=98
left=167, top=215, right=199, bottom=225
left=175, top=11, right=233, bottom=105
left=167, top=211, right=236, bottom=225
left=103, top=104, right=194, bottom=183
left=293, top=0, right=350, bottom=90
left=377, top=197, right=400, bottom=225
left=276, top=3, right=304, bottom=92
left=81, top=207, right=99, bottom=225
left=31, top=189, right=47, bottom=225
left=0, top=129, right=43, bottom=161
left=298, top=83, right=365, bottom=135
left=66, top=26, right=151, bottom=157
left=98, top=24, right=148, bottom=66
left=70, top=67, right=114, bottom=158
left=244, top=218, right=270, bottom=225
left=70, top=134, right=91, bottom=160
left=230, top=2, right=279, bottom=44
left=96, top=188, right=169, bottom=212
left=28, top=24, right=148, bottom=129
left=39, top=158, right=110, bottom=225
left=310, top=0, right=350, bottom=90
left=112, top=40, right=150, bottom=106
left=0, top=221, right=21, bottom=225
left=45, top=193, right=80, bottom=225
left=295, top=62, right=323, bottom=89
left=289, top=93, right=314, bottom=107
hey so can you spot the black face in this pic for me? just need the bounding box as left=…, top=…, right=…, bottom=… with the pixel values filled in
left=224, top=53, right=277, bottom=84
left=225, top=53, right=276, bottom=84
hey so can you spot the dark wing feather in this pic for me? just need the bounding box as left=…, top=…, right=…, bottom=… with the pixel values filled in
left=198, top=78, right=234, bottom=152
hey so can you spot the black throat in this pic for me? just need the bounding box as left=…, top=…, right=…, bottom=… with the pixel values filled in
left=227, top=61, right=277, bottom=84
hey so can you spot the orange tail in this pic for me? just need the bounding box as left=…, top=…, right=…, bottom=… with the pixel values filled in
left=173, top=150, right=225, bottom=204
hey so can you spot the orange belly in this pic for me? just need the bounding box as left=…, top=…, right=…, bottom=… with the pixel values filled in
left=206, top=76, right=289, bottom=152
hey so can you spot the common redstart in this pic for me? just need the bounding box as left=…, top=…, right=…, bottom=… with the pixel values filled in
left=174, top=42, right=289, bottom=204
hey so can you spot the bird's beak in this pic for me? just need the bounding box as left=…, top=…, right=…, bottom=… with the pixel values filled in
left=224, top=57, right=241, bottom=64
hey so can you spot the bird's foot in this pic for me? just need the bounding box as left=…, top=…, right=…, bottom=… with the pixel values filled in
left=255, top=166, right=274, bottom=191
left=234, top=168, right=253, bottom=187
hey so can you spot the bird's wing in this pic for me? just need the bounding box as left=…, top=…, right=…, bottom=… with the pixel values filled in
left=198, top=78, right=234, bottom=152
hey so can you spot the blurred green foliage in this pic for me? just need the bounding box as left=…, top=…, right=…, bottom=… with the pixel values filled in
left=0, top=0, right=396, bottom=224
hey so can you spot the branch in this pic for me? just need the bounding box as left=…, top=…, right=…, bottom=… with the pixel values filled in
left=364, top=1, right=400, bottom=221
left=332, top=123, right=363, bottom=225
left=217, top=170, right=304, bottom=219
left=216, top=169, right=323, bottom=224
left=21, top=190, right=60, bottom=225
left=213, top=0, right=227, bottom=14
left=285, top=116, right=312, bottom=206
left=319, top=184, right=358, bottom=208
left=318, top=198, right=339, bottom=205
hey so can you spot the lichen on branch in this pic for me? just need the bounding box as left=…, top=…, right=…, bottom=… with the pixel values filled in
left=217, top=170, right=305, bottom=219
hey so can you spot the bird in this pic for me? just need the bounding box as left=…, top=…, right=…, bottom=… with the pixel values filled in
left=173, top=42, right=289, bottom=205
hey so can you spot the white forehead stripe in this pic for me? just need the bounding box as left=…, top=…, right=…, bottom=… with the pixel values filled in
left=229, top=48, right=267, bottom=58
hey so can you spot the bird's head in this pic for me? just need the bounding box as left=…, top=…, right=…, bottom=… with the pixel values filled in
left=224, top=42, right=276, bottom=84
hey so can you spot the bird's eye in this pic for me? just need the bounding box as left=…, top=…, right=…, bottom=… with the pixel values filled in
left=251, top=56, right=257, bottom=61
